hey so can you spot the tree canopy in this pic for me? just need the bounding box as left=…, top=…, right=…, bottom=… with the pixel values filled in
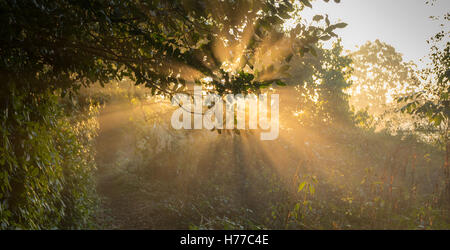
left=0, top=0, right=346, bottom=98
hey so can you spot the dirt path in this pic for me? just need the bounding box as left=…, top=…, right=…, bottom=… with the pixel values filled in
left=95, top=102, right=144, bottom=229
left=94, top=102, right=183, bottom=229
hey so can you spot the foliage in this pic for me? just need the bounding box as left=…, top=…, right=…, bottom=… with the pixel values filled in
left=0, top=0, right=346, bottom=229
left=349, top=40, right=418, bottom=116
left=1, top=0, right=448, bottom=230
left=0, top=0, right=346, bottom=97
left=398, top=41, right=449, bottom=140
left=290, top=40, right=353, bottom=126
left=0, top=88, right=99, bottom=229
left=397, top=14, right=449, bottom=203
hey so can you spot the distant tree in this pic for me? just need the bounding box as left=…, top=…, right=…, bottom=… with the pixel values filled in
left=290, top=40, right=353, bottom=126
left=349, top=40, right=418, bottom=117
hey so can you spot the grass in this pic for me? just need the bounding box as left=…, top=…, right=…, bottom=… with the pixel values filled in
left=88, top=81, right=449, bottom=229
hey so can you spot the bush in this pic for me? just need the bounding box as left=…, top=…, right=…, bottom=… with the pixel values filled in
left=0, top=86, right=99, bottom=229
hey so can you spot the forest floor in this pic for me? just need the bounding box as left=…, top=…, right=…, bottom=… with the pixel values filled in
left=95, top=102, right=150, bottom=229
left=91, top=91, right=449, bottom=230
left=94, top=102, right=184, bottom=229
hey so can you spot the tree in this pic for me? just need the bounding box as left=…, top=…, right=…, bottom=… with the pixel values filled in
left=398, top=11, right=449, bottom=204
left=0, top=0, right=348, bottom=228
left=349, top=40, right=418, bottom=117
left=290, top=40, right=353, bottom=126
left=0, top=0, right=346, bottom=98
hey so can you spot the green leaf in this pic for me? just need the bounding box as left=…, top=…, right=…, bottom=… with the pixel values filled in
left=300, top=0, right=312, bottom=8
left=276, top=80, right=287, bottom=86
left=278, top=12, right=291, bottom=19
left=334, top=22, right=348, bottom=29
left=312, top=15, right=323, bottom=22
left=309, top=185, right=315, bottom=195
left=298, top=182, right=306, bottom=192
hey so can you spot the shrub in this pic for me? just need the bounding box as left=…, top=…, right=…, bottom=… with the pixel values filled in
left=0, top=86, right=99, bottom=229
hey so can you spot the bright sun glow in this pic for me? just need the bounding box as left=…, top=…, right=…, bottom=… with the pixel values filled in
left=202, top=76, right=213, bottom=83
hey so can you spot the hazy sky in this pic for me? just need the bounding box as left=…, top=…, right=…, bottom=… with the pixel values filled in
left=302, top=0, right=449, bottom=68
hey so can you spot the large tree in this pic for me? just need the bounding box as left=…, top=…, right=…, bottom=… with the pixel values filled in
left=0, top=0, right=346, bottom=98
left=0, top=0, right=348, bottom=228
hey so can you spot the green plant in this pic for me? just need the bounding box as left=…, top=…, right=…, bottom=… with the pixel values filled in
left=0, top=88, right=99, bottom=229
